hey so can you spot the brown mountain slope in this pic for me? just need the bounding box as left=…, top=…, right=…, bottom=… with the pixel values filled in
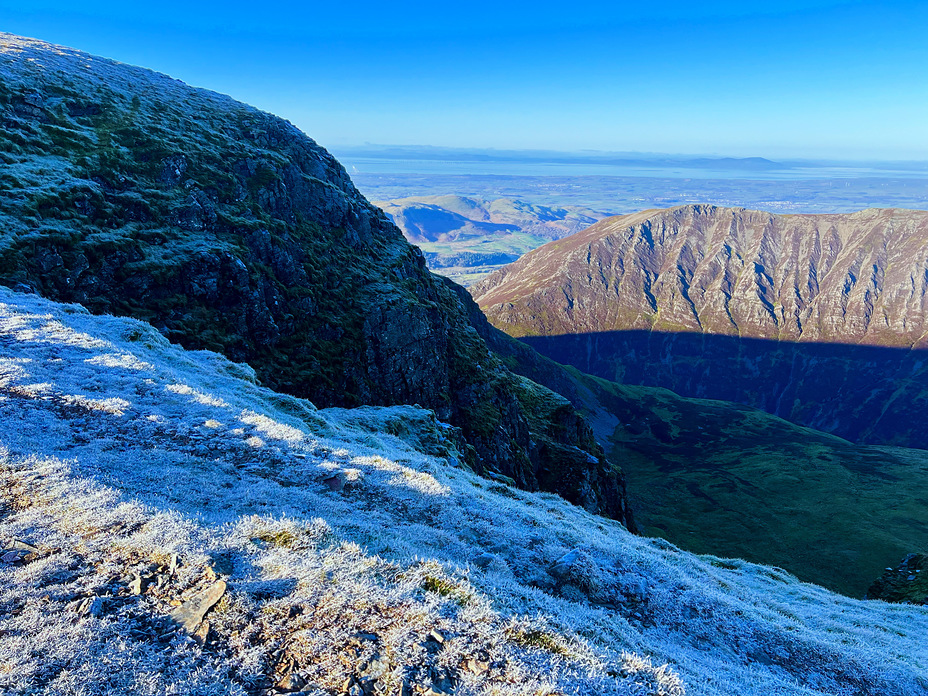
left=473, top=205, right=928, bottom=345
left=472, top=205, right=928, bottom=448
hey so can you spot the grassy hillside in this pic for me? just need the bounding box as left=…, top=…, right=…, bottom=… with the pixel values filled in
left=463, top=306, right=928, bottom=598
left=567, top=368, right=928, bottom=597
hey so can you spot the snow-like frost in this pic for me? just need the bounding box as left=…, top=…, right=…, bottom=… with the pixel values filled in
left=0, top=285, right=925, bottom=696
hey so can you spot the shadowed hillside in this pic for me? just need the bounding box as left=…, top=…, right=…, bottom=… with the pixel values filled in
left=457, top=302, right=928, bottom=596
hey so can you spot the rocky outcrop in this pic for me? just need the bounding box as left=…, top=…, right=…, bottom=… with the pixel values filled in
left=0, top=34, right=630, bottom=524
left=473, top=205, right=928, bottom=448
left=867, top=554, right=928, bottom=604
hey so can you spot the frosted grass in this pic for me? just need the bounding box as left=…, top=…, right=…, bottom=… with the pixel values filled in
left=0, top=286, right=925, bottom=695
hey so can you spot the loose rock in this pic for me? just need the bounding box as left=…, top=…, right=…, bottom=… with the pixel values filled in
left=169, top=579, right=227, bottom=633
left=276, top=673, right=306, bottom=692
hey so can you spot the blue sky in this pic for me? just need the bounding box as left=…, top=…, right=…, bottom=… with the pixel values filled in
left=1, top=1, right=926, bottom=159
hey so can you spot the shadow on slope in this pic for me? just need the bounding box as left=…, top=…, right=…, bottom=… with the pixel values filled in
left=468, top=322, right=928, bottom=597
left=521, top=329, right=928, bottom=451
left=3, top=286, right=928, bottom=696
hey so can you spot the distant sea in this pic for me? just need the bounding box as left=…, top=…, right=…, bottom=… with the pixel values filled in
left=336, top=155, right=928, bottom=182
left=331, top=148, right=928, bottom=214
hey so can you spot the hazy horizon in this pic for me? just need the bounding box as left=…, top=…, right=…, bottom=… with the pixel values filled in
left=330, top=143, right=928, bottom=167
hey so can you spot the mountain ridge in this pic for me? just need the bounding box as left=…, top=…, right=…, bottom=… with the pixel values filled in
left=474, top=204, right=928, bottom=347
left=473, top=204, right=928, bottom=449
left=0, top=33, right=630, bottom=523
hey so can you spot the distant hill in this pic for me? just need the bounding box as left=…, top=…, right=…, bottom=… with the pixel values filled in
left=374, top=195, right=606, bottom=284
left=336, top=144, right=787, bottom=171
left=473, top=204, right=928, bottom=449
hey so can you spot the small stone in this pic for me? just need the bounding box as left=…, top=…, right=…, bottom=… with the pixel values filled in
left=276, top=673, right=306, bottom=692
left=322, top=473, right=346, bottom=492
left=466, top=658, right=489, bottom=675
left=128, top=575, right=148, bottom=595
left=549, top=549, right=583, bottom=579
left=428, top=629, right=446, bottom=644
left=169, top=554, right=179, bottom=574
left=347, top=684, right=363, bottom=696
left=11, top=539, right=39, bottom=554
left=82, top=596, right=105, bottom=617
left=358, top=654, right=388, bottom=679
left=169, top=580, right=227, bottom=633
left=1, top=551, right=20, bottom=564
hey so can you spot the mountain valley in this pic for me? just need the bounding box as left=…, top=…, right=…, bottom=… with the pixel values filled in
left=374, top=195, right=605, bottom=285
left=474, top=205, right=928, bottom=449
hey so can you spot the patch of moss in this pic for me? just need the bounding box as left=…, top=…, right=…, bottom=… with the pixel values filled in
left=423, top=575, right=472, bottom=606
left=252, top=529, right=299, bottom=548
left=508, top=628, right=569, bottom=655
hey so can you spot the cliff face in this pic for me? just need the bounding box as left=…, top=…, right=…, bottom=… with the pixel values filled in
left=0, top=34, right=630, bottom=524
left=473, top=205, right=928, bottom=447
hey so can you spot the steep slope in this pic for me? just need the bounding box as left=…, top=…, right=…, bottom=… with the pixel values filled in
left=0, top=34, right=628, bottom=522
left=473, top=204, right=928, bottom=448
left=474, top=205, right=928, bottom=344
left=375, top=195, right=605, bottom=285
left=3, top=286, right=928, bottom=695
left=463, top=307, right=928, bottom=596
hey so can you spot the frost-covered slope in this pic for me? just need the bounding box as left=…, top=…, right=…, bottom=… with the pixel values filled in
left=1, top=286, right=927, bottom=695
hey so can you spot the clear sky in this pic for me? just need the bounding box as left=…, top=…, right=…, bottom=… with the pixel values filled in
left=1, top=1, right=926, bottom=160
